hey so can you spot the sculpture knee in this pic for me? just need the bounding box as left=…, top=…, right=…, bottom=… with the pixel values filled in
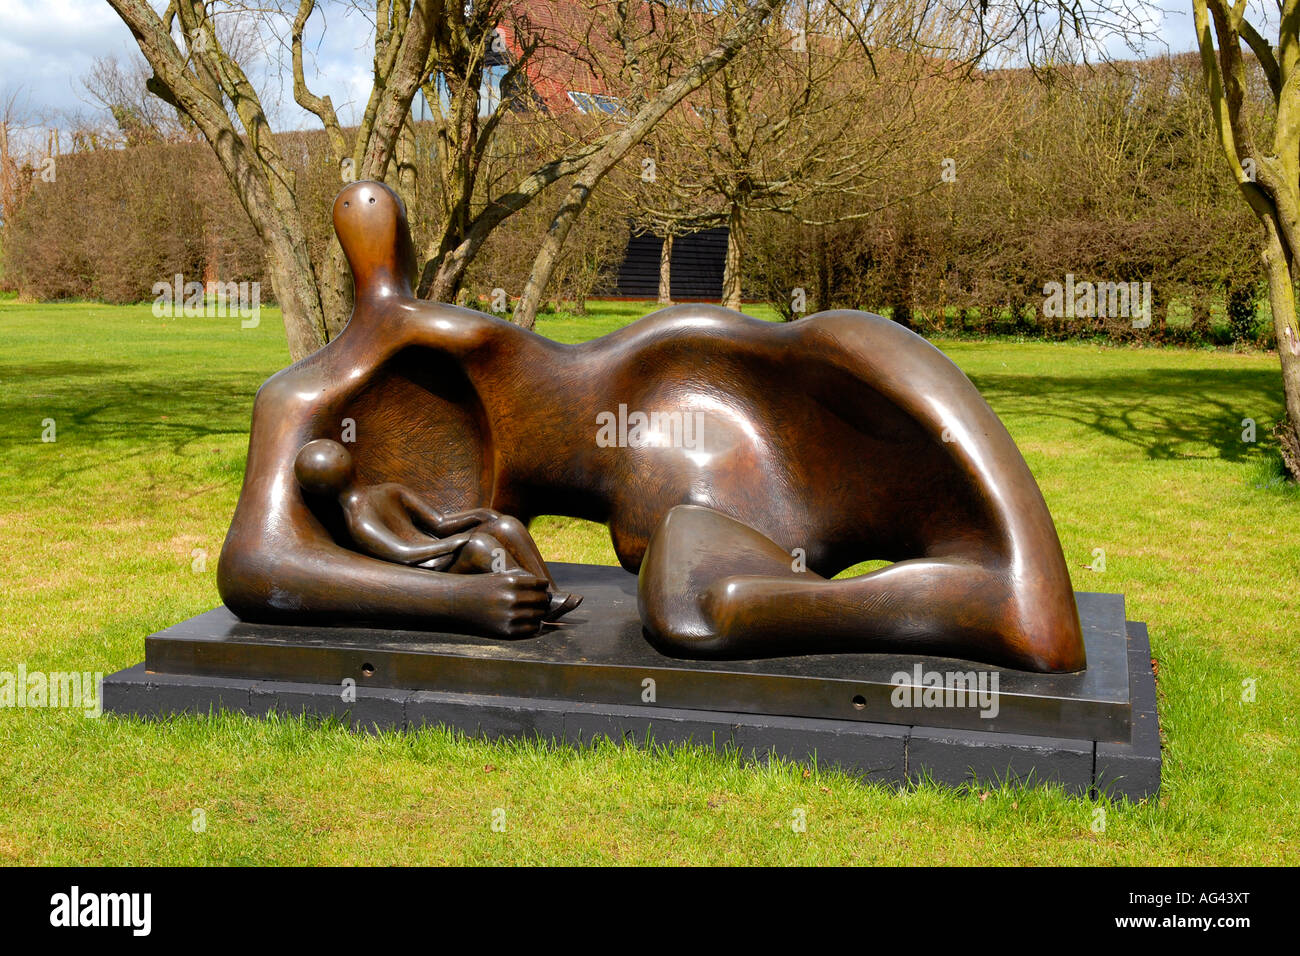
left=999, top=589, right=1086, bottom=672
left=460, top=532, right=506, bottom=571
left=483, top=515, right=525, bottom=541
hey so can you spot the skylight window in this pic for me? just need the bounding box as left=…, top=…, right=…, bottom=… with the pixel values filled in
left=567, top=91, right=627, bottom=116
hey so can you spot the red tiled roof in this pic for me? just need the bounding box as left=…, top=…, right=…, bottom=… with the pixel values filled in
left=495, top=1, right=653, bottom=112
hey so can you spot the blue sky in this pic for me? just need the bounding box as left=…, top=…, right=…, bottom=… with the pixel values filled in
left=0, top=0, right=1206, bottom=134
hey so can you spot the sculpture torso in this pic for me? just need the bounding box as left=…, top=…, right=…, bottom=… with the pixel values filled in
left=319, top=303, right=1000, bottom=576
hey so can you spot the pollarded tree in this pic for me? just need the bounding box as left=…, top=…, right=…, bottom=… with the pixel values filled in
left=617, top=1, right=1035, bottom=313
left=620, top=0, right=909, bottom=311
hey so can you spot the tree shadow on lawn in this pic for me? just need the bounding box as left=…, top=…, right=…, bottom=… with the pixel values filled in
left=0, top=361, right=262, bottom=489
left=0, top=361, right=140, bottom=381
left=968, top=366, right=1284, bottom=463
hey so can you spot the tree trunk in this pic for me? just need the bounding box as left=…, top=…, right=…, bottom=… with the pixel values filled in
left=722, top=202, right=745, bottom=310
left=515, top=183, right=591, bottom=330
left=320, top=233, right=353, bottom=340
left=1193, top=0, right=1300, bottom=473
left=426, top=237, right=477, bottom=303
left=891, top=294, right=913, bottom=330
left=1191, top=299, right=1211, bottom=340
left=816, top=230, right=830, bottom=313
left=658, top=233, right=674, bottom=305
left=262, top=236, right=329, bottom=362
left=1261, top=219, right=1300, bottom=453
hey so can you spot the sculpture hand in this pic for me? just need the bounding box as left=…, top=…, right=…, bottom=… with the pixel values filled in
left=458, top=571, right=551, bottom=639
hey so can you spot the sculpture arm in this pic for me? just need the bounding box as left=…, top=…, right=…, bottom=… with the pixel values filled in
left=345, top=505, right=471, bottom=565
left=220, top=538, right=549, bottom=637
left=436, top=509, right=502, bottom=534
left=217, top=370, right=549, bottom=637
left=400, top=489, right=498, bottom=535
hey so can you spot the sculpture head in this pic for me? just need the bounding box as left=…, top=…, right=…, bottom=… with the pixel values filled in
left=294, top=439, right=354, bottom=497
left=332, top=180, right=418, bottom=298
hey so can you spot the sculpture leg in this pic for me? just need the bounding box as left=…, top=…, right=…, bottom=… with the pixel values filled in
left=637, top=505, right=1084, bottom=672
left=474, top=515, right=559, bottom=589
left=445, top=531, right=518, bottom=574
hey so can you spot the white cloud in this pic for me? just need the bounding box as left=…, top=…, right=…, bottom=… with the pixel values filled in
left=0, top=0, right=128, bottom=121
left=0, top=0, right=375, bottom=130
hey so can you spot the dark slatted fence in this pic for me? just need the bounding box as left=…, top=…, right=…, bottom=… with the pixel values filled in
left=608, top=227, right=729, bottom=301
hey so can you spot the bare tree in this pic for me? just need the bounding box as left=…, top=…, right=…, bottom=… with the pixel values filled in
left=0, top=88, right=63, bottom=234
left=507, top=0, right=785, bottom=328
left=105, top=0, right=781, bottom=356
left=0, top=89, right=36, bottom=229
left=82, top=56, right=196, bottom=146
left=1192, top=1, right=1300, bottom=473
left=633, top=4, right=966, bottom=309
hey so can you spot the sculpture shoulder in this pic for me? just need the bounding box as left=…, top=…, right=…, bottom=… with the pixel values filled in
left=251, top=354, right=333, bottom=413
left=249, top=299, right=530, bottom=408
left=375, top=297, right=542, bottom=356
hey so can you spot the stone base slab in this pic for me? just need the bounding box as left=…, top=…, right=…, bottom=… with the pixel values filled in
left=104, top=622, right=1160, bottom=800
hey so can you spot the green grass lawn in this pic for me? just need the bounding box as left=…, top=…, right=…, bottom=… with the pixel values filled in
left=0, top=297, right=1295, bottom=865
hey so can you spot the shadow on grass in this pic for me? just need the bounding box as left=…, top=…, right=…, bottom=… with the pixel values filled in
left=969, top=366, right=1283, bottom=462
left=0, top=361, right=260, bottom=489
left=0, top=361, right=142, bottom=380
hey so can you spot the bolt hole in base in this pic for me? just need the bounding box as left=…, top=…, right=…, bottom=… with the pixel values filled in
left=851, top=694, right=866, bottom=710
left=361, top=662, right=375, bottom=677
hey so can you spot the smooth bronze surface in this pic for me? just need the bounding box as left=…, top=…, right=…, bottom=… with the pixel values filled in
left=218, top=181, right=1085, bottom=672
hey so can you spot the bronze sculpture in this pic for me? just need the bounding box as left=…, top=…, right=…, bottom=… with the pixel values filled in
left=218, top=181, right=1085, bottom=673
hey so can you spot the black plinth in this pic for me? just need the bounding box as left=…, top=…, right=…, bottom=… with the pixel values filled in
left=104, top=563, right=1161, bottom=798
left=140, top=563, right=1131, bottom=742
